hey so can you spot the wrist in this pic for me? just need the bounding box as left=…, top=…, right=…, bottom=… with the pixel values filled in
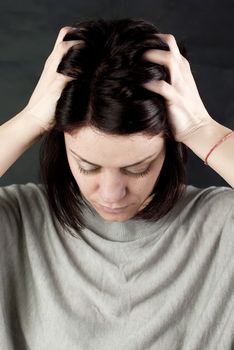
left=18, top=108, right=48, bottom=136
left=182, top=118, right=233, bottom=163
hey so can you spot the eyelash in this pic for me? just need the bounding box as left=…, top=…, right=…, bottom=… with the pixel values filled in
left=78, top=165, right=152, bottom=178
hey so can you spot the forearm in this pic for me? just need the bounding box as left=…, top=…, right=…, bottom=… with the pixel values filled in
left=0, top=109, right=45, bottom=177
left=183, top=118, right=234, bottom=188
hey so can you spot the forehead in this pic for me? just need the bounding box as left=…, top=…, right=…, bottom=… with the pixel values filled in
left=64, top=127, right=165, bottom=165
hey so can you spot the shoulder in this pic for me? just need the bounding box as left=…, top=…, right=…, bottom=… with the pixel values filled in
left=177, top=184, right=234, bottom=231
left=0, top=182, right=49, bottom=226
left=0, top=182, right=46, bottom=199
left=184, top=184, right=234, bottom=211
left=0, top=181, right=47, bottom=206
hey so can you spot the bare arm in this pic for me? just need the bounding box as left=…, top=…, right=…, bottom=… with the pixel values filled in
left=142, top=34, right=234, bottom=188
left=0, top=109, right=45, bottom=177
left=0, top=26, right=83, bottom=179
left=183, top=119, right=234, bottom=188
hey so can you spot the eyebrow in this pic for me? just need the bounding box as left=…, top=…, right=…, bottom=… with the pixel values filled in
left=69, top=149, right=158, bottom=168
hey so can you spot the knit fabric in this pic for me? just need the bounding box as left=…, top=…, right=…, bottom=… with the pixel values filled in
left=0, top=182, right=234, bottom=350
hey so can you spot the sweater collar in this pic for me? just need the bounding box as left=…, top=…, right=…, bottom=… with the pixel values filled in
left=79, top=191, right=187, bottom=242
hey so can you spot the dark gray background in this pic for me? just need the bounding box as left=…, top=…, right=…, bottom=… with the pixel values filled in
left=1, top=0, right=234, bottom=188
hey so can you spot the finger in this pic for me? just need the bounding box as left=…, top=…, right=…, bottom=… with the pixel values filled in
left=142, top=49, right=173, bottom=68
left=143, top=80, right=175, bottom=101
left=56, top=39, right=84, bottom=52
left=154, top=33, right=181, bottom=57
left=52, top=26, right=77, bottom=52
left=46, top=39, right=84, bottom=70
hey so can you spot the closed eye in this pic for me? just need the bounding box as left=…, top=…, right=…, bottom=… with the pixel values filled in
left=77, top=165, right=152, bottom=178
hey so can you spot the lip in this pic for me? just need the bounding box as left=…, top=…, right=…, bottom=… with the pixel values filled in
left=100, top=205, right=128, bottom=214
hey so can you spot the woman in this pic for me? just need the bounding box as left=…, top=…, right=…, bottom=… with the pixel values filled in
left=0, top=18, right=234, bottom=350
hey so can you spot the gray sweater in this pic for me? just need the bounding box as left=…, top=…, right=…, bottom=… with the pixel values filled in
left=0, top=182, right=234, bottom=350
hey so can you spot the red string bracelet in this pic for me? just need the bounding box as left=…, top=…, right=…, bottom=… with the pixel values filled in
left=204, top=130, right=234, bottom=165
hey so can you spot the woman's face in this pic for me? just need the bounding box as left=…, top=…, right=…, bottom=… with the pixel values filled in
left=64, top=126, right=166, bottom=222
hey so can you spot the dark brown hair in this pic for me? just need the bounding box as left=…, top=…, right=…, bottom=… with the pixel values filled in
left=39, top=17, right=188, bottom=238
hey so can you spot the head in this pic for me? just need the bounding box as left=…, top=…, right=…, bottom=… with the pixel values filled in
left=39, top=17, right=188, bottom=238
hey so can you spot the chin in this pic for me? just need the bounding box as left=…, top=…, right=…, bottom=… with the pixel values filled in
left=102, top=216, right=130, bottom=222
left=98, top=209, right=137, bottom=222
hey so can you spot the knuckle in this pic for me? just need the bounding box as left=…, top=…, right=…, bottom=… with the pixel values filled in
left=161, top=80, right=167, bottom=88
left=157, top=80, right=166, bottom=90
left=45, top=55, right=52, bottom=66
left=57, top=39, right=83, bottom=53
left=55, top=73, right=69, bottom=82
left=165, top=34, right=176, bottom=44
left=57, top=40, right=69, bottom=51
left=181, top=55, right=190, bottom=68
left=52, top=76, right=65, bottom=89
left=60, top=26, right=71, bottom=34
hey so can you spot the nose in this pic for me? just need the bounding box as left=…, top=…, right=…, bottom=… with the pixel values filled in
left=99, top=172, right=127, bottom=205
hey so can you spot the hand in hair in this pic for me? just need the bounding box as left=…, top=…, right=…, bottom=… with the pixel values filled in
left=23, top=26, right=84, bottom=132
left=142, top=33, right=214, bottom=143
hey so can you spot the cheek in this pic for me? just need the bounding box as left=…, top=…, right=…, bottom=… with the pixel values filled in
left=141, top=174, right=158, bottom=194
